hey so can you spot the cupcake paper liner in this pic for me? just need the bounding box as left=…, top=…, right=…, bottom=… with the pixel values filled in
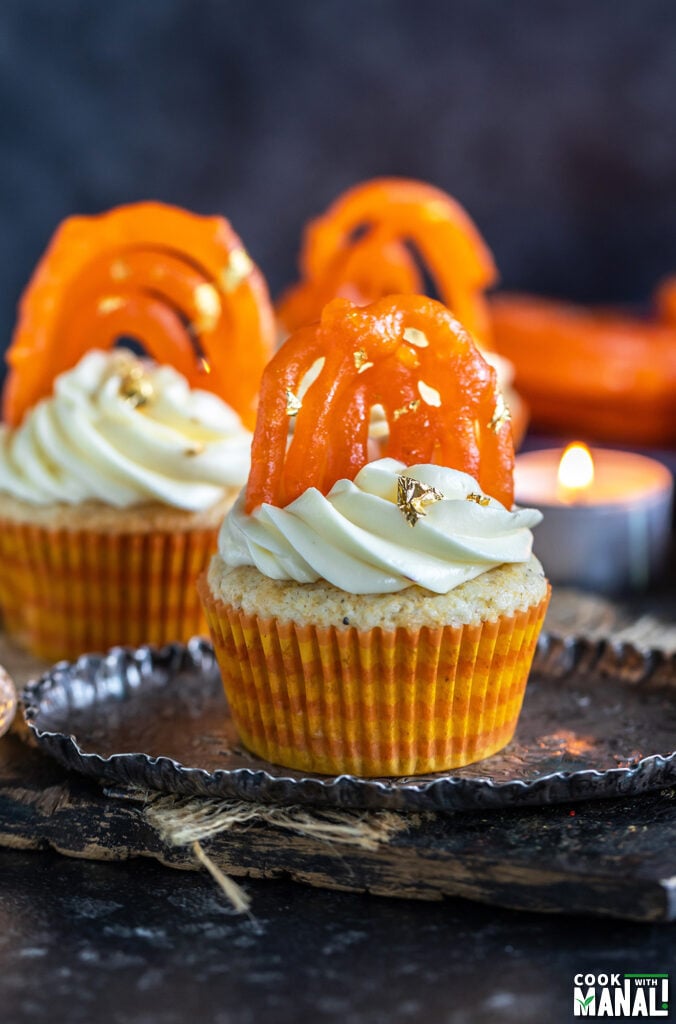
left=0, top=518, right=218, bottom=662
left=199, top=577, right=551, bottom=776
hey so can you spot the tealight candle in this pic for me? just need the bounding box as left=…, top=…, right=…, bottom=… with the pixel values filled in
left=514, top=443, right=674, bottom=594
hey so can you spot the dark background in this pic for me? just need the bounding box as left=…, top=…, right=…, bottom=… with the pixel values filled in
left=2, top=0, right=676, bottom=364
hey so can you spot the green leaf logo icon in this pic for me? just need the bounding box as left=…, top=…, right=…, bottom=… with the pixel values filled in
left=576, top=995, right=595, bottom=1008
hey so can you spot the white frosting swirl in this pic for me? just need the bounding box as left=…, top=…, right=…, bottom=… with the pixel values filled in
left=0, top=350, right=251, bottom=510
left=221, top=458, right=542, bottom=594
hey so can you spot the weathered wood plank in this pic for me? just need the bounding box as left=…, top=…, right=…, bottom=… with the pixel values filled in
left=1, top=728, right=675, bottom=922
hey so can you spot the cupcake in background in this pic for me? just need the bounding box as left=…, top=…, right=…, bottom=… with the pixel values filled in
left=0, top=349, right=252, bottom=659
left=0, top=202, right=274, bottom=661
left=200, top=295, right=549, bottom=777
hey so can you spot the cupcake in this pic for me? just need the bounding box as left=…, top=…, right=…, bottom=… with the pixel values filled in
left=0, top=349, right=254, bottom=660
left=200, top=295, right=549, bottom=776
left=0, top=202, right=274, bottom=661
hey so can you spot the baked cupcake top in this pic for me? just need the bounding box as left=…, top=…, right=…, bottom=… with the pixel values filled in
left=218, top=294, right=542, bottom=595
left=0, top=349, right=251, bottom=509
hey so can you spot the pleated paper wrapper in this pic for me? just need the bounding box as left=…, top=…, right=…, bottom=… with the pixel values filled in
left=0, top=519, right=218, bottom=662
left=200, top=577, right=551, bottom=776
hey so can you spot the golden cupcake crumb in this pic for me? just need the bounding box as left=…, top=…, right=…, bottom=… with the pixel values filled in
left=208, top=555, right=547, bottom=631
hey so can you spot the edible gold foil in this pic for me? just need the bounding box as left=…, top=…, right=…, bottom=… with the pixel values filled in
left=193, top=283, right=222, bottom=332
left=98, top=296, right=125, bottom=314
left=392, top=399, right=421, bottom=421
left=353, top=348, right=373, bottom=373
left=119, top=364, right=154, bottom=408
left=488, top=391, right=511, bottom=433
left=285, top=388, right=303, bottom=416
left=110, top=260, right=130, bottom=281
left=402, top=327, right=429, bottom=348
left=221, top=249, right=254, bottom=292
left=397, top=475, right=444, bottom=526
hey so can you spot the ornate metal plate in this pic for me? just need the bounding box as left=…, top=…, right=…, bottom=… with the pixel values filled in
left=0, top=666, right=16, bottom=739
left=21, top=635, right=676, bottom=812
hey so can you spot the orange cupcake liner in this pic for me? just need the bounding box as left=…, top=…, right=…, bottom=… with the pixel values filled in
left=199, top=577, right=551, bottom=776
left=0, top=518, right=218, bottom=662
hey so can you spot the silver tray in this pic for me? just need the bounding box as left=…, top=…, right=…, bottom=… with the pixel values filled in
left=21, top=634, right=676, bottom=812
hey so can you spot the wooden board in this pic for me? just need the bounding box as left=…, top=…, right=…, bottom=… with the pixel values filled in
left=2, top=718, right=676, bottom=921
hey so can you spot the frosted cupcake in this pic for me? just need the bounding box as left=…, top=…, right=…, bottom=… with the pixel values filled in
left=0, top=201, right=274, bottom=660
left=200, top=295, right=550, bottom=776
left=0, top=350, right=253, bottom=660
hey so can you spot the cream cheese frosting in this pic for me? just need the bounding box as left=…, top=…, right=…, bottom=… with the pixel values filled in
left=220, top=458, right=542, bottom=595
left=0, top=349, right=252, bottom=510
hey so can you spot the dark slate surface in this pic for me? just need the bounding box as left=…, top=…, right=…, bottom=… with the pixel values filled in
left=1, top=848, right=676, bottom=1024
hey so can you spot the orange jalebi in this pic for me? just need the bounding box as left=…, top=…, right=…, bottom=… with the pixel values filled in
left=490, top=292, right=676, bottom=445
left=247, top=295, right=514, bottom=513
left=656, top=275, right=676, bottom=327
left=276, top=178, right=497, bottom=344
left=3, top=202, right=275, bottom=430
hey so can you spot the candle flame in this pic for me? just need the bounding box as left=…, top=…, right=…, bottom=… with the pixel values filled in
left=557, top=442, right=594, bottom=501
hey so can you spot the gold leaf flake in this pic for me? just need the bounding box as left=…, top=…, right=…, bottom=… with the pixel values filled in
left=98, top=295, right=125, bottom=314
left=397, top=475, right=444, bottom=527
left=466, top=492, right=490, bottom=507
left=395, top=344, right=419, bottom=369
left=403, top=327, right=429, bottom=348
left=353, top=348, right=373, bottom=373
left=285, top=388, right=303, bottom=416
left=417, top=380, right=441, bottom=407
left=392, top=399, right=421, bottom=422
left=488, top=391, right=511, bottom=433
left=110, top=260, right=130, bottom=281
left=119, top=365, right=154, bottom=408
left=221, top=248, right=253, bottom=293
left=193, top=283, right=222, bottom=331
left=427, top=200, right=449, bottom=222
